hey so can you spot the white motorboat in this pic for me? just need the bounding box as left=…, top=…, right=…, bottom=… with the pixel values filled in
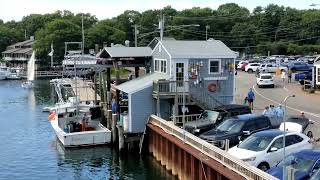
left=6, top=67, right=22, bottom=80
left=22, top=51, right=35, bottom=88
left=0, top=66, right=10, bottom=80
left=49, top=104, right=111, bottom=147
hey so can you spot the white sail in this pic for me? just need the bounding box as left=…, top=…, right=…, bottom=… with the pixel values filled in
left=27, top=51, right=36, bottom=81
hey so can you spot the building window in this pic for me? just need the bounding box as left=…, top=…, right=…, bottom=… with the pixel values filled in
left=209, top=59, right=221, bottom=74
left=154, top=59, right=167, bottom=73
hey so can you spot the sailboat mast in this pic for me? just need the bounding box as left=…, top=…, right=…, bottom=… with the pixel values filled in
left=82, top=14, right=84, bottom=55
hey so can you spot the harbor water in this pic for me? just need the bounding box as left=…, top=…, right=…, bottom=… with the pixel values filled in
left=0, top=80, right=173, bottom=180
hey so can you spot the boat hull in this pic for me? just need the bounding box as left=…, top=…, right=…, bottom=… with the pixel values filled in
left=51, top=119, right=111, bottom=147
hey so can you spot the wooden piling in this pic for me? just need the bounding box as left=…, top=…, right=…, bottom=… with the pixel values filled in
left=112, top=114, right=118, bottom=144
left=117, top=124, right=125, bottom=151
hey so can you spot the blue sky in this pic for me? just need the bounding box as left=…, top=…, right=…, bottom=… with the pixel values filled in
left=0, top=0, right=319, bottom=22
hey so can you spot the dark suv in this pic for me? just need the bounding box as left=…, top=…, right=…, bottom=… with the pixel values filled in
left=199, top=114, right=273, bottom=149
left=185, top=104, right=251, bottom=135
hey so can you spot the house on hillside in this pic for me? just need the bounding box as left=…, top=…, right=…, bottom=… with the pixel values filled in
left=2, top=36, right=37, bottom=70
left=101, top=38, right=237, bottom=134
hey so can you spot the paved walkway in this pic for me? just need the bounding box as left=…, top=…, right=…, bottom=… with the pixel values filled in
left=235, top=71, right=320, bottom=123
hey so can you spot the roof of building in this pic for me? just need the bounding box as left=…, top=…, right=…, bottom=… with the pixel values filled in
left=13, top=48, right=33, bottom=54
left=158, top=39, right=237, bottom=59
left=11, top=39, right=34, bottom=47
left=102, top=47, right=152, bottom=58
left=115, top=73, right=169, bottom=94
left=2, top=48, right=21, bottom=54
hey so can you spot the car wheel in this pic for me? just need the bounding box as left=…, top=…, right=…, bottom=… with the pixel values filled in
left=258, top=85, right=261, bottom=88
left=271, top=85, right=275, bottom=88
left=291, top=68, right=296, bottom=73
left=248, top=69, right=253, bottom=73
left=307, top=131, right=313, bottom=138
left=258, top=162, right=270, bottom=171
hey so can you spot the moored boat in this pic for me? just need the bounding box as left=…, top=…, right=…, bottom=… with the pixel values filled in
left=49, top=104, right=111, bottom=147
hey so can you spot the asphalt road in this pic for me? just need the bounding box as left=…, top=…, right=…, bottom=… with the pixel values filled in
left=235, top=71, right=320, bottom=123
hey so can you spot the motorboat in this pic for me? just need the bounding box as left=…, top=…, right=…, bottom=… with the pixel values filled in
left=21, top=81, right=34, bottom=89
left=0, top=66, right=10, bottom=80
left=49, top=103, right=111, bottom=147
left=6, top=67, right=22, bottom=80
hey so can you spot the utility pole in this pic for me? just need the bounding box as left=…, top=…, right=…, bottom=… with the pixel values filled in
left=81, top=14, right=85, bottom=55
left=133, top=24, right=139, bottom=47
left=50, top=43, right=53, bottom=67
left=159, top=14, right=165, bottom=41
left=206, top=25, right=210, bottom=40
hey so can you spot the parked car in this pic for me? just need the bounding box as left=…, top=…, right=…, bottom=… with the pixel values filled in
left=228, top=129, right=312, bottom=171
left=259, top=63, right=287, bottom=73
left=280, top=116, right=319, bottom=140
left=310, top=168, right=320, bottom=180
left=267, top=150, right=320, bottom=180
left=240, top=62, right=249, bottom=71
left=288, top=62, right=313, bottom=72
left=245, top=63, right=261, bottom=73
left=237, top=61, right=247, bottom=70
left=294, top=70, right=312, bottom=85
left=256, top=73, right=274, bottom=88
left=199, top=114, right=274, bottom=149
left=185, top=105, right=251, bottom=135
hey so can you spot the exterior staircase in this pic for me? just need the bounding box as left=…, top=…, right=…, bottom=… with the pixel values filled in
left=189, top=86, right=225, bottom=110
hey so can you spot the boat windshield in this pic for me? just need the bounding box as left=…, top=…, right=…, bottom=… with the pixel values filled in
left=277, top=155, right=315, bottom=172
left=238, top=135, right=274, bottom=151
left=216, top=119, right=245, bottom=133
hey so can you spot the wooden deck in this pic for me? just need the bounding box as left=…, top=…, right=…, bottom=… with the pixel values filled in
left=71, top=79, right=101, bottom=102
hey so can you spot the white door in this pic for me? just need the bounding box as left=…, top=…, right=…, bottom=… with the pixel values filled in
left=173, top=60, right=188, bottom=92
left=266, top=137, right=284, bottom=167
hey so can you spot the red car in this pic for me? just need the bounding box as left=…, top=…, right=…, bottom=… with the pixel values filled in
left=240, top=62, right=248, bottom=71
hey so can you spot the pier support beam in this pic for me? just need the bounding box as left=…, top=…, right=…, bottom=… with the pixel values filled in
left=117, top=124, right=125, bottom=151
left=112, top=114, right=118, bottom=144
left=147, top=122, right=246, bottom=180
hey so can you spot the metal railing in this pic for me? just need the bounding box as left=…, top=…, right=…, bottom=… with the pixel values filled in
left=153, top=80, right=189, bottom=94
left=169, top=114, right=201, bottom=126
left=149, top=115, right=278, bottom=180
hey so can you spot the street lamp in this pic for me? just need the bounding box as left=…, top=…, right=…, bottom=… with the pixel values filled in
left=282, top=94, right=295, bottom=180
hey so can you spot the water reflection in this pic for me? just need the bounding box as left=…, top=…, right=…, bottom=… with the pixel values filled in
left=0, top=80, right=174, bottom=180
left=27, top=89, right=36, bottom=110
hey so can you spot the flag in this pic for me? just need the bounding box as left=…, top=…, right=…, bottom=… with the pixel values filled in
left=48, top=43, right=54, bottom=56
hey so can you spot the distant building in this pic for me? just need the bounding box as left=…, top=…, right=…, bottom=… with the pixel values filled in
left=2, top=36, right=37, bottom=69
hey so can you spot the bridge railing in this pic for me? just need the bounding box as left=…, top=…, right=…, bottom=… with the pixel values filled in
left=149, top=115, right=279, bottom=180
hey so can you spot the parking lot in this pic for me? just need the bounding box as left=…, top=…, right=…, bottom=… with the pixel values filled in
left=235, top=71, right=320, bottom=123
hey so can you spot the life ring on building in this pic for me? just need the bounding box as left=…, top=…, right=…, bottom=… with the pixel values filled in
left=48, top=111, right=55, bottom=121
left=208, top=83, right=217, bottom=92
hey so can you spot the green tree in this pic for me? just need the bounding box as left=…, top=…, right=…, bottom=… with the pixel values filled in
left=34, top=19, right=81, bottom=63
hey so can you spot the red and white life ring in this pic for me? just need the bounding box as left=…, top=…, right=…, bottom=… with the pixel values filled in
left=208, top=83, right=217, bottom=92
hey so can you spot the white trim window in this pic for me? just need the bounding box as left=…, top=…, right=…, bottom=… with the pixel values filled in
left=154, top=59, right=167, bottom=73
left=208, top=59, right=221, bottom=74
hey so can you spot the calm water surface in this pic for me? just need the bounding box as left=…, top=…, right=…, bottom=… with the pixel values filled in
left=0, top=80, right=172, bottom=180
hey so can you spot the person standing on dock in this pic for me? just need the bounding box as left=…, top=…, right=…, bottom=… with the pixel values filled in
left=247, top=88, right=255, bottom=110
left=112, top=98, right=118, bottom=114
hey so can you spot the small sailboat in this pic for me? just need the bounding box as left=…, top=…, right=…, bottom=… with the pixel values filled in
left=22, top=51, right=36, bottom=88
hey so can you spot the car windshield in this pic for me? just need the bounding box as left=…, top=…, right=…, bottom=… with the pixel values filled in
left=200, top=111, right=219, bottom=121
left=261, top=75, right=272, bottom=79
left=216, top=119, right=245, bottom=133
left=277, top=155, right=315, bottom=172
left=238, top=135, right=274, bottom=152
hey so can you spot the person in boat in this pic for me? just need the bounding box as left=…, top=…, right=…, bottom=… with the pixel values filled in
left=80, top=113, right=89, bottom=131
